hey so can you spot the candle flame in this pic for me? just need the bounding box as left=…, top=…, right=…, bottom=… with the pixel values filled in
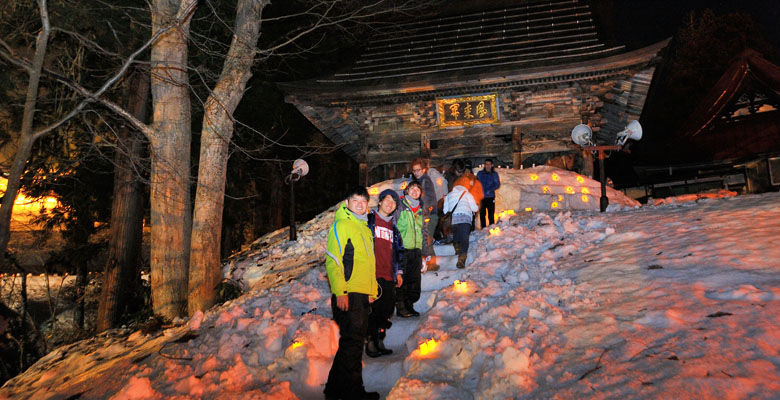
left=418, top=338, right=439, bottom=356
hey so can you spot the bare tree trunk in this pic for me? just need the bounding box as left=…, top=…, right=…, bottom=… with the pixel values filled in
left=0, top=0, right=50, bottom=264
left=97, top=67, right=149, bottom=332
left=148, top=0, right=196, bottom=320
left=188, top=0, right=265, bottom=314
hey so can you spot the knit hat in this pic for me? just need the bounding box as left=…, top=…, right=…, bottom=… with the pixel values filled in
left=378, top=188, right=399, bottom=204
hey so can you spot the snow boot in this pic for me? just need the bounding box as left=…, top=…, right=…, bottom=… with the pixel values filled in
left=365, top=336, right=382, bottom=358
left=377, top=329, right=392, bottom=355
left=405, top=302, right=420, bottom=317
left=456, top=253, right=467, bottom=269
left=396, top=302, right=414, bottom=318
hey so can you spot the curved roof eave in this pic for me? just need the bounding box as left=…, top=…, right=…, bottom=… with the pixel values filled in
left=281, top=38, right=670, bottom=105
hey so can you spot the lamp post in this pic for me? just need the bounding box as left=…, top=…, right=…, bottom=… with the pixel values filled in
left=286, top=159, right=309, bottom=241
left=571, top=121, right=642, bottom=212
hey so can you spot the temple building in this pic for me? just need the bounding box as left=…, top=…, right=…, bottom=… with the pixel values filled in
left=280, top=0, right=669, bottom=184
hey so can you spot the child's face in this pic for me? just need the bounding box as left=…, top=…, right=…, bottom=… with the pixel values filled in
left=407, top=185, right=421, bottom=200
left=346, top=194, right=368, bottom=216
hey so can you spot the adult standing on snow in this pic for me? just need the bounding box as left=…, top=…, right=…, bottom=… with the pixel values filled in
left=411, top=158, right=441, bottom=271
left=323, top=186, right=380, bottom=400
left=477, top=158, right=500, bottom=229
left=365, top=189, right=404, bottom=358
left=395, top=180, right=431, bottom=318
left=443, top=184, right=479, bottom=269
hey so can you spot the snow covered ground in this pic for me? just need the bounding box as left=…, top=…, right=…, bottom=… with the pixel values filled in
left=2, top=168, right=780, bottom=399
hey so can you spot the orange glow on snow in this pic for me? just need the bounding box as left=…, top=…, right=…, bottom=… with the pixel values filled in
left=530, top=174, right=539, bottom=181
left=290, top=340, right=303, bottom=350
left=453, top=280, right=468, bottom=293
left=551, top=173, right=559, bottom=181
left=489, top=227, right=502, bottom=236
left=368, top=187, right=379, bottom=195
left=399, top=181, right=408, bottom=190
left=418, top=338, right=439, bottom=356
left=576, top=176, right=585, bottom=183
left=436, top=178, right=443, bottom=186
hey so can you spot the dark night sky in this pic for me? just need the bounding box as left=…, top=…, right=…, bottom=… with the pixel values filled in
left=593, top=0, right=780, bottom=52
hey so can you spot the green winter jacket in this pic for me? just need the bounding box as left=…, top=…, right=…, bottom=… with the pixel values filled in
left=395, top=197, right=428, bottom=256
left=325, top=203, right=378, bottom=298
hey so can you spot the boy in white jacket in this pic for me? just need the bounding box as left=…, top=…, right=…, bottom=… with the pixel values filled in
left=443, top=185, right=479, bottom=268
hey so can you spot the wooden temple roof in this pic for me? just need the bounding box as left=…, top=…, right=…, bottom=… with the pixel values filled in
left=319, top=0, right=624, bottom=84
left=677, top=48, right=780, bottom=161
left=280, top=0, right=669, bottom=169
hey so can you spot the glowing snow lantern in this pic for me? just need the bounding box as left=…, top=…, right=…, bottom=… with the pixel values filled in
left=566, top=186, right=575, bottom=194
left=581, top=187, right=590, bottom=194
left=551, top=201, right=559, bottom=209
left=290, top=340, right=304, bottom=350
left=489, top=227, right=502, bottom=236
left=542, top=186, right=551, bottom=194
left=530, top=174, right=539, bottom=181
left=436, top=178, right=443, bottom=186
left=581, top=195, right=590, bottom=203
left=453, top=280, right=468, bottom=293
left=551, top=173, right=559, bottom=181
left=576, top=176, right=585, bottom=184
left=418, top=338, right=439, bottom=356
left=400, top=181, right=408, bottom=190
left=368, top=187, right=379, bottom=195
left=425, top=218, right=430, bottom=223
left=524, top=207, right=533, bottom=212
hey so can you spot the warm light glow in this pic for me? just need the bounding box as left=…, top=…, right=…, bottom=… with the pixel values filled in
left=542, top=186, right=551, bottom=194
left=576, top=176, right=585, bottom=183
left=453, top=280, right=468, bottom=293
left=489, top=227, right=502, bottom=236
left=558, top=195, right=564, bottom=201
left=425, top=218, right=430, bottom=223
left=581, top=195, right=590, bottom=203
left=436, top=178, right=443, bottom=186
left=290, top=340, right=303, bottom=350
left=551, top=201, right=559, bottom=208
left=524, top=207, right=533, bottom=212
left=566, top=186, right=575, bottom=194
left=368, top=187, right=379, bottom=195
left=551, top=173, right=559, bottom=181
left=581, top=187, right=590, bottom=194
left=530, top=174, right=539, bottom=181
left=505, top=209, right=515, bottom=215
left=400, top=181, right=408, bottom=190
left=418, top=338, right=439, bottom=356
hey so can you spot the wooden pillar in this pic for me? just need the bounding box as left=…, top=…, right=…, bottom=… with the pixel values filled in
left=581, top=148, right=595, bottom=178
left=358, top=131, right=369, bottom=186
left=512, top=126, right=522, bottom=168
left=421, top=131, right=431, bottom=160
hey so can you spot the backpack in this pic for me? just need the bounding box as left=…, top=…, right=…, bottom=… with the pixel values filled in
left=436, top=191, right=466, bottom=241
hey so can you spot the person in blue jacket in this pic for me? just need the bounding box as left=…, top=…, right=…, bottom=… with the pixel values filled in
left=477, top=158, right=501, bottom=228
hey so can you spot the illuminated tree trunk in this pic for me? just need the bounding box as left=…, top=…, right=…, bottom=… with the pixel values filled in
left=0, top=0, right=50, bottom=264
left=188, top=0, right=265, bottom=314
left=148, top=0, right=195, bottom=320
left=97, top=67, right=149, bottom=331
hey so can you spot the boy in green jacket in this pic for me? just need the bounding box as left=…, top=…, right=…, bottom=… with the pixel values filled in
left=324, top=186, right=380, bottom=400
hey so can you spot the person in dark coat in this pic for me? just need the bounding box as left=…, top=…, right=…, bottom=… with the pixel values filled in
left=477, top=158, right=501, bottom=228
left=365, top=189, right=404, bottom=357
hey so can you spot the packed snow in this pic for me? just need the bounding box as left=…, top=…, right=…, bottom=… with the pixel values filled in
left=2, top=167, right=780, bottom=399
